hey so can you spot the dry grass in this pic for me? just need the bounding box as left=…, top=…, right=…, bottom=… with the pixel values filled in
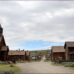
left=0, top=64, right=21, bottom=73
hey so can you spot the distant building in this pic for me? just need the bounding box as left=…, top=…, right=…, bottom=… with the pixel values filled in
left=65, top=42, right=74, bottom=62
left=8, top=50, right=25, bottom=61
left=0, top=24, right=9, bottom=61
left=51, top=46, right=65, bottom=62
left=8, top=50, right=30, bottom=61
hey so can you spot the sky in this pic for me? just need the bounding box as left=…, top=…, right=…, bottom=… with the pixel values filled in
left=0, top=1, right=74, bottom=50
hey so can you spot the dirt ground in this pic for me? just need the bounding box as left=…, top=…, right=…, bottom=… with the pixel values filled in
left=16, top=61, right=74, bottom=74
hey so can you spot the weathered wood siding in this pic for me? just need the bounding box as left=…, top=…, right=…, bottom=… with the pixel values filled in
left=51, top=52, right=65, bottom=61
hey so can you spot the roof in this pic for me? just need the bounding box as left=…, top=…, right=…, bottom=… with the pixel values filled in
left=52, top=46, right=65, bottom=53
left=8, top=51, right=25, bottom=56
left=65, top=42, right=74, bottom=47
left=1, top=46, right=9, bottom=51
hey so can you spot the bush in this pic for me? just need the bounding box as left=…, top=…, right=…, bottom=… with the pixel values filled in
left=44, top=59, right=50, bottom=62
left=62, top=62, right=74, bottom=67
left=10, top=64, right=14, bottom=67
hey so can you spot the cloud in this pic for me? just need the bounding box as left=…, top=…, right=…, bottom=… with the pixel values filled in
left=0, top=1, right=74, bottom=50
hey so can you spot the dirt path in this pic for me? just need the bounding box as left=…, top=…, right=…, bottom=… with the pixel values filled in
left=41, top=56, right=45, bottom=62
left=17, top=62, right=74, bottom=73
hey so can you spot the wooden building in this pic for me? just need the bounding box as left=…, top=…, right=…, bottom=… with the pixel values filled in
left=8, top=50, right=25, bottom=61
left=25, top=51, right=30, bottom=60
left=64, top=42, right=74, bottom=62
left=0, top=24, right=9, bottom=61
left=51, top=46, right=65, bottom=62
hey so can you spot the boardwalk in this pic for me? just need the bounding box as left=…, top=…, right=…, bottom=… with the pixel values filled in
left=17, top=61, right=74, bottom=74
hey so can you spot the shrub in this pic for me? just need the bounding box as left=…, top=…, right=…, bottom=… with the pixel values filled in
left=10, top=64, right=14, bottom=67
left=62, top=62, right=74, bottom=67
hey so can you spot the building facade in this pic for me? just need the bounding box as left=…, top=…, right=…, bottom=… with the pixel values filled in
left=64, top=42, right=74, bottom=62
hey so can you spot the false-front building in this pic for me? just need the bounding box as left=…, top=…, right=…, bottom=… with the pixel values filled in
left=0, top=24, right=9, bottom=61
left=65, top=42, right=74, bottom=62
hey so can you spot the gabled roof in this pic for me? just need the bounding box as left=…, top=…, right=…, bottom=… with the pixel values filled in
left=8, top=51, right=25, bottom=56
left=52, top=46, right=65, bottom=53
left=65, top=42, right=74, bottom=47
left=1, top=46, right=9, bottom=51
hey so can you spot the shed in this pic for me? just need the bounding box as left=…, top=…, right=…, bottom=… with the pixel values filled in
left=51, top=46, right=65, bottom=62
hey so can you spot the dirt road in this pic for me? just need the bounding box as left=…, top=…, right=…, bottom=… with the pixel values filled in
left=17, top=62, right=74, bottom=74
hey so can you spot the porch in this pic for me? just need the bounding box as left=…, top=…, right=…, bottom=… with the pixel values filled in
left=69, top=52, right=74, bottom=62
left=68, top=47, right=74, bottom=62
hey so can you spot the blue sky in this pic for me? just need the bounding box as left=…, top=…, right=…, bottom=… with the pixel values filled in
left=13, top=40, right=64, bottom=50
